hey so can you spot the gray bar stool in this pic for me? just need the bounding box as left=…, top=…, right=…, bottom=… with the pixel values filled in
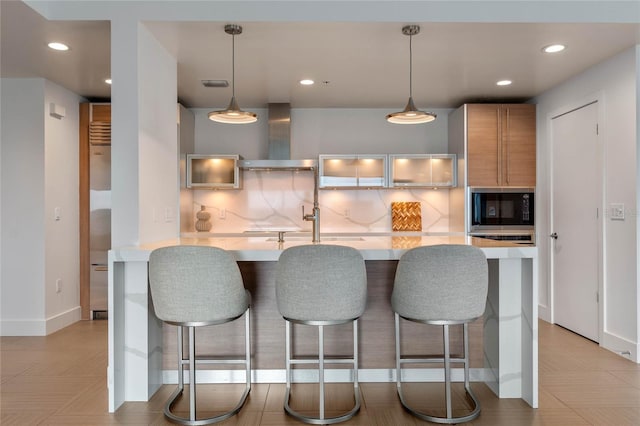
left=275, top=244, right=367, bottom=425
left=391, top=244, right=488, bottom=424
left=148, top=246, right=251, bottom=425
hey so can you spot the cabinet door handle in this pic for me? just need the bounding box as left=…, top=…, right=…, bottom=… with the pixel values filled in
left=496, top=108, right=501, bottom=185
left=507, top=108, right=512, bottom=184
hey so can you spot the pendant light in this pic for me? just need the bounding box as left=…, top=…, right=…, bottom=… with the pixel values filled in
left=386, top=25, right=436, bottom=124
left=208, top=24, right=257, bottom=124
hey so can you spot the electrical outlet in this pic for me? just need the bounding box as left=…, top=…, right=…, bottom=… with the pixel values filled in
left=55, top=278, right=62, bottom=293
left=54, top=207, right=62, bottom=221
left=164, top=207, right=173, bottom=223
left=611, top=203, right=625, bottom=220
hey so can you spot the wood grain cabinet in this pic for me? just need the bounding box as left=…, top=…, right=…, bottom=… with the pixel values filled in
left=466, top=104, right=536, bottom=187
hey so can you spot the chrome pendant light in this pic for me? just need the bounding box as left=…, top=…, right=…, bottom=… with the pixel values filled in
left=208, top=24, right=257, bottom=124
left=386, top=25, right=436, bottom=124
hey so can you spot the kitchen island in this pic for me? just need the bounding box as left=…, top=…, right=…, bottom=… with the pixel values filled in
left=108, top=234, right=537, bottom=412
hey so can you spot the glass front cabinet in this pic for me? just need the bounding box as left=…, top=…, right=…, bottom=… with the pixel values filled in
left=319, top=155, right=387, bottom=188
left=389, top=154, right=457, bottom=188
left=187, top=154, right=241, bottom=189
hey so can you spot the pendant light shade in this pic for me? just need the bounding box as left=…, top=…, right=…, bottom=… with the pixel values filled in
left=386, top=25, right=436, bottom=124
left=208, top=24, right=257, bottom=124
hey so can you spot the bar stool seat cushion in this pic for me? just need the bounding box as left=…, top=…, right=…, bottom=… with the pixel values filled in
left=276, top=244, right=367, bottom=322
left=149, top=245, right=249, bottom=325
left=391, top=244, right=488, bottom=322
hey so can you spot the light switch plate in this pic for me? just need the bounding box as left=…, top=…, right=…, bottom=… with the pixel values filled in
left=610, top=203, right=625, bottom=220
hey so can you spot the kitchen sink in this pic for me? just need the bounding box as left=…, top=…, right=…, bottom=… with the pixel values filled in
left=265, top=236, right=365, bottom=242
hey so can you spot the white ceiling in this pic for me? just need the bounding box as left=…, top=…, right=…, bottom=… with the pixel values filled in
left=2, top=0, right=639, bottom=109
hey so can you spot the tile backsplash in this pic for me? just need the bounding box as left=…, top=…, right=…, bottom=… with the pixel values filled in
left=189, top=170, right=450, bottom=234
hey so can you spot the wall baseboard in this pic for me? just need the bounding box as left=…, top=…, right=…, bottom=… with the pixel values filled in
left=538, top=304, right=551, bottom=323
left=602, top=331, right=639, bottom=363
left=46, top=306, right=81, bottom=335
left=0, top=306, right=81, bottom=336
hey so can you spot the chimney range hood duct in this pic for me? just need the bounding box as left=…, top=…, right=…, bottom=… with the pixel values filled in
left=238, top=103, right=317, bottom=170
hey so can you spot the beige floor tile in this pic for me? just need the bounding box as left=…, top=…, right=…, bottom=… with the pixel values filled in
left=2, top=320, right=640, bottom=425
left=537, top=388, right=568, bottom=409
left=540, top=370, right=627, bottom=387
left=56, top=378, right=110, bottom=416
left=577, top=407, right=640, bottom=426
left=0, top=409, right=57, bottom=426
left=469, top=408, right=589, bottom=426
left=0, top=375, right=102, bottom=411
left=359, top=382, right=399, bottom=408
left=543, top=384, right=640, bottom=408
left=609, top=369, right=640, bottom=389
left=366, top=405, right=419, bottom=426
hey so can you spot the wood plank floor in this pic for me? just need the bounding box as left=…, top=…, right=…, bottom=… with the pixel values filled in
left=2, top=320, right=639, bottom=425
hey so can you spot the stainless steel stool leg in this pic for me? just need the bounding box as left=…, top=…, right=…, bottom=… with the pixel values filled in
left=189, top=326, right=196, bottom=422
left=319, top=324, right=325, bottom=421
left=443, top=324, right=452, bottom=419
left=283, top=320, right=361, bottom=425
left=163, top=309, right=252, bottom=426
left=395, top=317, right=481, bottom=424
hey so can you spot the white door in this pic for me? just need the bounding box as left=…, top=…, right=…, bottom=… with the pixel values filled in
left=551, top=101, right=600, bottom=342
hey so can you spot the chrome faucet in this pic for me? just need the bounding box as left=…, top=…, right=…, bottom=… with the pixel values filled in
left=302, top=166, right=321, bottom=242
left=302, top=205, right=320, bottom=243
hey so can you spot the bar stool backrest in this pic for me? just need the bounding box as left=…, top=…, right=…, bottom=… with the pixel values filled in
left=149, top=245, right=249, bottom=325
left=276, top=244, right=367, bottom=322
left=392, top=244, right=488, bottom=322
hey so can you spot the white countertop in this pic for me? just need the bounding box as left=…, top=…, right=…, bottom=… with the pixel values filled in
left=110, top=233, right=537, bottom=262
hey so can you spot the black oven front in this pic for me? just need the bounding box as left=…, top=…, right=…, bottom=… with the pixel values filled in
left=470, top=188, right=535, bottom=231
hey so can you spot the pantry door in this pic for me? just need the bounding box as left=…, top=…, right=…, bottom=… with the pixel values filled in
left=551, top=101, right=601, bottom=342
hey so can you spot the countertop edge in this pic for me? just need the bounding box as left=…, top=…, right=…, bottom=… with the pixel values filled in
left=110, top=235, right=536, bottom=262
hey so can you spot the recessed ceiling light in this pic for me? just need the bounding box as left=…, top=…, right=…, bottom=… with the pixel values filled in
left=300, top=79, right=314, bottom=86
left=496, top=80, right=512, bottom=86
left=105, top=78, right=112, bottom=85
left=542, top=44, right=566, bottom=53
left=47, top=42, right=69, bottom=51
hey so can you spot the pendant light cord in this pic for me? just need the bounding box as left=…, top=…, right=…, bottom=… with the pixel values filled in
left=409, top=33, right=413, bottom=98
left=231, top=32, right=236, bottom=98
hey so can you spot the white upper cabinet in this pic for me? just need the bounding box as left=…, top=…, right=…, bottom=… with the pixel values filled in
left=389, top=154, right=457, bottom=188
left=187, top=154, right=241, bottom=189
left=319, top=155, right=387, bottom=188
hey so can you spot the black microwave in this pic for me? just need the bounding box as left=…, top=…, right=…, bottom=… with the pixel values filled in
left=470, top=188, right=535, bottom=229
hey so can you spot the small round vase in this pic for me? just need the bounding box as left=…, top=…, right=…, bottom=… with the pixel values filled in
left=195, top=206, right=212, bottom=232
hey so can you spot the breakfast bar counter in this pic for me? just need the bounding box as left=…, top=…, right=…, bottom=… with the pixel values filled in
left=108, top=234, right=538, bottom=412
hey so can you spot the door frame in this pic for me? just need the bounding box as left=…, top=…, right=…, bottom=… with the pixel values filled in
left=547, top=92, right=604, bottom=343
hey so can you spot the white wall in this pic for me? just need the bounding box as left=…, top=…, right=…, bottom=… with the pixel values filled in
left=1, top=79, right=46, bottom=335
left=137, top=23, right=179, bottom=244
left=533, top=47, right=638, bottom=359
left=636, top=44, right=640, bottom=354
left=292, top=108, right=450, bottom=157
left=111, top=21, right=179, bottom=247
left=111, top=20, right=141, bottom=248
left=193, top=107, right=451, bottom=158
left=0, top=78, right=83, bottom=335
left=44, top=80, right=83, bottom=330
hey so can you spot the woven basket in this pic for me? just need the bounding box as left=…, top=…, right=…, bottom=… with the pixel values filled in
left=391, top=201, right=422, bottom=232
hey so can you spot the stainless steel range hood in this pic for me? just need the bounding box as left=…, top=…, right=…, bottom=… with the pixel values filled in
left=238, top=103, right=317, bottom=171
